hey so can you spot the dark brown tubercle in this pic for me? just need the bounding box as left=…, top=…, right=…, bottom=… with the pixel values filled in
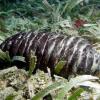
left=0, top=31, right=100, bottom=78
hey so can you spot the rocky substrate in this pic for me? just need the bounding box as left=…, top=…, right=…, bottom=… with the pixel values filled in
left=0, top=66, right=55, bottom=100
left=0, top=66, right=100, bottom=100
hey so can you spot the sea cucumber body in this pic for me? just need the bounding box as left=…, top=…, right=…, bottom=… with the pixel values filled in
left=0, top=31, right=100, bottom=78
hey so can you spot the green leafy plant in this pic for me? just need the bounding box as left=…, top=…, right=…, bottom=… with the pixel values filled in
left=28, top=50, right=37, bottom=77
left=54, top=60, right=66, bottom=74
left=5, top=94, right=16, bottom=100
left=32, top=75, right=98, bottom=100
left=12, top=56, right=26, bottom=63
left=0, top=49, right=11, bottom=62
left=68, top=88, right=84, bottom=100
left=0, top=0, right=100, bottom=38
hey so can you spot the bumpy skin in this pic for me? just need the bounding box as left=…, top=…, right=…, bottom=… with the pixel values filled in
left=0, top=31, right=100, bottom=78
